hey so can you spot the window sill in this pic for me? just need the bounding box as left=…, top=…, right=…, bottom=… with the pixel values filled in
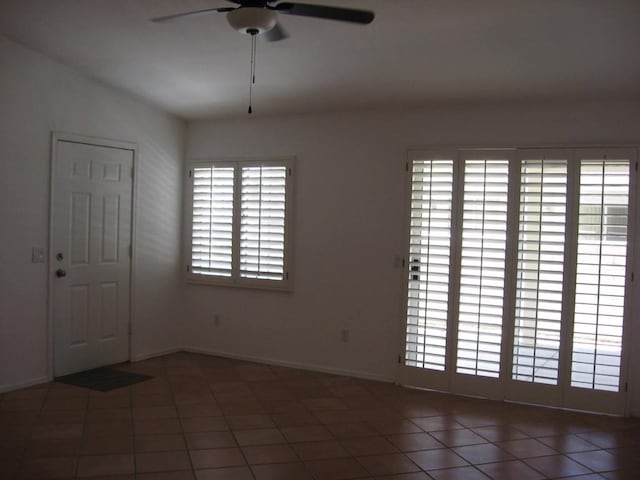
left=186, top=275, right=293, bottom=292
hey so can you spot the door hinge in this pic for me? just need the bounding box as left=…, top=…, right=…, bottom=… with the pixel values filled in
left=625, top=382, right=628, bottom=392
left=635, top=161, right=638, bottom=172
left=398, top=355, right=403, bottom=365
left=286, top=272, right=289, bottom=280
left=187, top=265, right=190, bottom=272
left=405, top=162, right=409, bottom=172
left=402, top=258, right=406, bottom=268
left=188, top=169, right=192, bottom=178
left=288, top=167, right=292, bottom=176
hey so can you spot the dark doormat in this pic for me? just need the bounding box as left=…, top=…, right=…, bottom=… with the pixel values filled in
left=55, top=366, right=153, bottom=392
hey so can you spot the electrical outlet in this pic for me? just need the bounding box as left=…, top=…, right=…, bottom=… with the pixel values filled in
left=341, top=329, right=349, bottom=343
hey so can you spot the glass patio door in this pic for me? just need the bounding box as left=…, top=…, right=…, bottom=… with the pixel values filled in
left=399, top=147, right=636, bottom=415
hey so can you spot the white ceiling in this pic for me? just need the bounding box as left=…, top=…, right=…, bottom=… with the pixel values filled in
left=1, top=0, right=639, bottom=120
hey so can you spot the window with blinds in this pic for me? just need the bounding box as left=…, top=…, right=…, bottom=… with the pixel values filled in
left=191, top=166, right=235, bottom=277
left=188, top=158, right=293, bottom=289
left=512, top=158, right=567, bottom=385
left=571, top=158, right=630, bottom=391
left=240, top=166, right=287, bottom=281
left=405, top=159, right=454, bottom=370
left=456, top=159, right=509, bottom=378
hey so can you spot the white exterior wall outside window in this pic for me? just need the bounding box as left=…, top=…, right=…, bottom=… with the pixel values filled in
left=187, top=158, right=294, bottom=290
left=400, top=147, right=637, bottom=415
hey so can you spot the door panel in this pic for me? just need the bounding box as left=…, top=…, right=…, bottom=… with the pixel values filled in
left=100, top=282, right=118, bottom=339
left=506, top=150, right=571, bottom=407
left=70, top=192, right=91, bottom=265
left=400, top=151, right=455, bottom=392
left=69, top=285, right=89, bottom=346
left=454, top=156, right=509, bottom=380
left=101, top=195, right=121, bottom=262
left=52, top=139, right=133, bottom=376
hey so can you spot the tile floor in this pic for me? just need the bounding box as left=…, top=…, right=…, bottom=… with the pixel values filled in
left=1, top=352, right=639, bottom=479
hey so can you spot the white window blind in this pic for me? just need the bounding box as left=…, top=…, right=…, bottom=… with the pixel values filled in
left=188, top=158, right=293, bottom=289
left=405, top=159, right=454, bottom=370
left=240, top=165, right=287, bottom=281
left=512, top=158, right=567, bottom=385
left=403, top=147, right=635, bottom=412
left=456, top=159, right=509, bottom=378
left=571, top=158, right=630, bottom=392
left=191, top=166, right=234, bottom=277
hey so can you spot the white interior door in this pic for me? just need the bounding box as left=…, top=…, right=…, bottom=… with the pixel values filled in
left=51, top=138, right=133, bottom=376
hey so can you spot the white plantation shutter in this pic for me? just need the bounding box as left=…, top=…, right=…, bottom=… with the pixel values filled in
left=571, top=157, right=630, bottom=392
left=188, top=158, right=293, bottom=289
left=512, top=157, right=568, bottom=385
left=405, top=159, right=454, bottom=371
left=456, top=159, right=509, bottom=378
left=402, top=147, right=635, bottom=413
left=240, top=165, right=287, bottom=280
left=191, top=166, right=234, bottom=277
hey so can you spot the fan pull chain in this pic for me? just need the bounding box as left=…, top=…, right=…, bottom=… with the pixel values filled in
left=248, top=30, right=257, bottom=114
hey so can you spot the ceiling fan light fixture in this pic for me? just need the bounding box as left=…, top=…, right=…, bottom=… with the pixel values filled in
left=226, top=7, right=277, bottom=35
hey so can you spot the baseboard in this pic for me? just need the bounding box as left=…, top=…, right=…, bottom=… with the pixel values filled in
left=7, top=352, right=636, bottom=418
left=131, top=347, right=183, bottom=363
left=182, top=345, right=395, bottom=384
left=0, top=375, right=50, bottom=394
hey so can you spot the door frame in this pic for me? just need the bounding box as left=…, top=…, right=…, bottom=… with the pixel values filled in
left=47, top=132, right=138, bottom=380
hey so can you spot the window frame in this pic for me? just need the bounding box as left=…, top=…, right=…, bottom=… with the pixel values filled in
left=185, top=156, right=295, bottom=291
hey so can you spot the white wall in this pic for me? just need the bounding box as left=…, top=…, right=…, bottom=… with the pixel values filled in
left=186, top=100, right=640, bottom=413
left=0, top=36, right=185, bottom=391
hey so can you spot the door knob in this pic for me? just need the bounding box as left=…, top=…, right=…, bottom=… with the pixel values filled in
left=55, top=269, right=67, bottom=278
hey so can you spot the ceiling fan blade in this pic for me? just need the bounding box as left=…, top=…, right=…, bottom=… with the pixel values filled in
left=150, top=7, right=235, bottom=23
left=263, top=22, right=289, bottom=42
left=274, top=2, right=374, bottom=24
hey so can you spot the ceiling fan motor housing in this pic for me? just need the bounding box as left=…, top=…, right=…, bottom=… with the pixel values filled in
left=227, top=7, right=277, bottom=35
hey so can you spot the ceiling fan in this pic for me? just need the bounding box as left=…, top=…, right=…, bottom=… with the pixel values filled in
left=151, top=1, right=374, bottom=114
left=150, top=0, right=375, bottom=42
